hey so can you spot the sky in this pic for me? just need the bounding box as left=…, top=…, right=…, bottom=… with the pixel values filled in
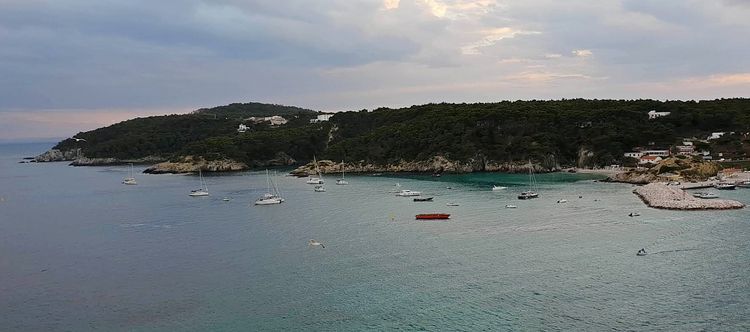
left=1, top=0, right=749, bottom=140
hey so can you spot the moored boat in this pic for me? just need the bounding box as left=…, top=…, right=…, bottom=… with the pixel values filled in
left=396, top=189, right=421, bottom=197
left=255, top=170, right=285, bottom=205
left=714, top=182, right=736, bottom=190
left=413, top=197, right=433, bottom=202
left=692, top=192, right=718, bottom=199
left=415, top=213, right=450, bottom=220
left=517, top=160, right=539, bottom=200
left=518, top=191, right=539, bottom=200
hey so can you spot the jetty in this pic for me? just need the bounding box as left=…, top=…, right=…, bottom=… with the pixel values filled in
left=634, top=183, right=744, bottom=210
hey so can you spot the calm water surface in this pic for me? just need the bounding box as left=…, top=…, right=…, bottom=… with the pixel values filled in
left=1, top=143, right=749, bottom=331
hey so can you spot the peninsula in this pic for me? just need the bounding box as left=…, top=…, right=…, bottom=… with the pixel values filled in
left=34, top=99, right=750, bottom=177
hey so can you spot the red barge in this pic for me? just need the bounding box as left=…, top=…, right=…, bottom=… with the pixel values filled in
left=415, top=213, right=450, bottom=220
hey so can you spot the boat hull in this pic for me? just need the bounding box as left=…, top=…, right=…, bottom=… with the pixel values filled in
left=415, top=213, right=450, bottom=220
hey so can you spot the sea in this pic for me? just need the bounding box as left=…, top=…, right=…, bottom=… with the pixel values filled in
left=1, top=142, right=749, bottom=331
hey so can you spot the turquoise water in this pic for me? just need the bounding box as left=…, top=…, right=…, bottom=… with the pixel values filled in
left=1, top=143, right=749, bottom=331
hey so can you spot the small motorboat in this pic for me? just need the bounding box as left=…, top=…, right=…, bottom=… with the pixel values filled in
left=636, top=249, right=647, bottom=256
left=737, top=180, right=750, bottom=188
left=415, top=213, right=450, bottom=220
left=396, top=189, right=421, bottom=197
left=306, top=177, right=324, bottom=184
left=446, top=202, right=459, bottom=206
left=492, top=185, right=507, bottom=191
left=222, top=197, right=231, bottom=201
left=714, top=182, right=736, bottom=190
left=693, top=192, right=718, bottom=199
left=432, top=173, right=442, bottom=177
left=314, top=185, right=326, bottom=192
left=505, top=204, right=517, bottom=209
left=557, top=199, right=568, bottom=204
left=628, top=212, right=640, bottom=217
left=413, top=197, right=434, bottom=202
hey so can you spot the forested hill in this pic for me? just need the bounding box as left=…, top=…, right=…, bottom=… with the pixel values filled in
left=47, top=99, right=750, bottom=170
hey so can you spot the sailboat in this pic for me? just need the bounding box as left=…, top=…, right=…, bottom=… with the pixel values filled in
left=305, top=156, right=324, bottom=184
left=336, top=160, right=349, bottom=185
left=312, top=157, right=326, bottom=192
left=255, top=170, right=285, bottom=205
left=189, top=169, right=209, bottom=196
left=122, top=163, right=137, bottom=185
left=517, top=160, right=539, bottom=200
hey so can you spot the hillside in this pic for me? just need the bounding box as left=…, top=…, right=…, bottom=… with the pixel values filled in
left=37, top=99, right=750, bottom=173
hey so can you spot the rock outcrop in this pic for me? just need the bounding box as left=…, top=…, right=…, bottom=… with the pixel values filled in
left=634, top=183, right=744, bottom=210
left=144, top=156, right=248, bottom=174
left=607, top=157, right=719, bottom=184
left=34, top=149, right=83, bottom=162
left=70, top=156, right=165, bottom=166
left=290, top=156, right=553, bottom=176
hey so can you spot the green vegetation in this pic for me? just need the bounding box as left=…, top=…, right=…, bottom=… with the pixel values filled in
left=54, top=99, right=750, bottom=168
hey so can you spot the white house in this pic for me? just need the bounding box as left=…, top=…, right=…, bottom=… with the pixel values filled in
left=624, top=152, right=643, bottom=159
left=639, top=155, right=662, bottom=164
left=246, top=116, right=288, bottom=126
left=641, top=149, right=670, bottom=157
left=707, top=132, right=726, bottom=140
left=648, top=110, right=671, bottom=119
left=310, top=114, right=334, bottom=123
left=237, top=124, right=249, bottom=133
left=675, top=145, right=695, bottom=155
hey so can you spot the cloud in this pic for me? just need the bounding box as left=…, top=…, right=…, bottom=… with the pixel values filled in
left=1, top=0, right=749, bottom=139
left=383, top=0, right=401, bottom=10
left=461, top=28, right=541, bottom=55
left=572, top=49, right=593, bottom=57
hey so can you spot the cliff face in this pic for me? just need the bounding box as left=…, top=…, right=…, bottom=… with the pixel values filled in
left=290, top=156, right=552, bottom=176
left=144, top=156, right=248, bottom=174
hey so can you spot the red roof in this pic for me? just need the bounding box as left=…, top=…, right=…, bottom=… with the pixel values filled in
left=641, top=155, right=660, bottom=161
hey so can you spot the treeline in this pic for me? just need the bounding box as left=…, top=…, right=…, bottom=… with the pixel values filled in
left=53, top=99, right=750, bottom=167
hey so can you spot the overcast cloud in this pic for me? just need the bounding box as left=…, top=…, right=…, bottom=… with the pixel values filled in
left=1, top=0, right=749, bottom=139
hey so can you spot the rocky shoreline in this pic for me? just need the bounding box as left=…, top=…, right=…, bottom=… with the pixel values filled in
left=633, top=183, right=744, bottom=210
left=143, top=156, right=249, bottom=174
left=289, top=156, right=556, bottom=176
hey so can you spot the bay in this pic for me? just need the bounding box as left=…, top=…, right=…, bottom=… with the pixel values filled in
left=1, top=143, right=748, bottom=331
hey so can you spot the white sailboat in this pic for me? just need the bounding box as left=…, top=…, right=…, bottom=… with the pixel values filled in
left=313, top=158, right=326, bottom=192
left=305, top=156, right=325, bottom=185
left=336, top=160, right=349, bottom=185
left=122, top=163, right=137, bottom=185
left=255, top=170, right=285, bottom=205
left=517, top=160, right=539, bottom=200
left=189, top=169, right=209, bottom=196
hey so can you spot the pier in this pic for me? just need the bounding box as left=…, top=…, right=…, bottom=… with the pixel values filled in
left=634, top=183, right=744, bottom=210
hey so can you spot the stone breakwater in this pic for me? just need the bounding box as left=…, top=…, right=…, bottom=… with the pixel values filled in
left=633, top=183, right=744, bottom=210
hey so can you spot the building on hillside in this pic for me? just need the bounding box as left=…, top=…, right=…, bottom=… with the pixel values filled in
left=639, top=155, right=662, bottom=164
left=707, top=132, right=726, bottom=140
left=641, top=150, right=670, bottom=157
left=675, top=145, right=695, bottom=156
left=246, top=116, right=288, bottom=126
left=648, top=110, right=671, bottom=119
left=624, top=152, right=643, bottom=159
left=310, top=114, right=333, bottom=123
left=237, top=124, right=249, bottom=133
